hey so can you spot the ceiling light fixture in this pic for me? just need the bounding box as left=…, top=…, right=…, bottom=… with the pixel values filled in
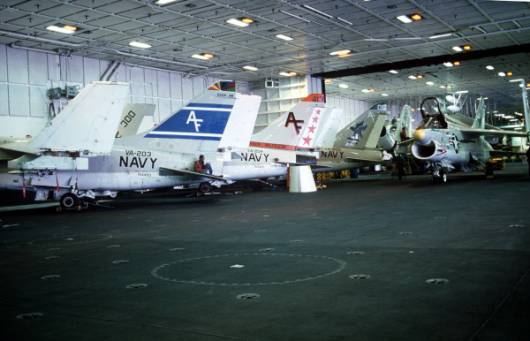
left=192, top=52, right=214, bottom=60
left=453, top=61, right=461, bottom=66
left=226, top=18, right=252, bottom=28
left=463, top=44, right=472, bottom=51
left=329, top=49, right=352, bottom=57
left=129, top=41, right=152, bottom=49
left=302, top=4, right=334, bottom=19
left=361, top=88, right=375, bottom=93
left=396, top=15, right=413, bottom=24
left=46, top=24, right=78, bottom=35
left=486, top=65, right=495, bottom=70
left=426, top=81, right=434, bottom=86
left=410, top=13, right=423, bottom=21
left=279, top=71, right=297, bottom=77
left=443, top=61, right=453, bottom=67
left=429, top=32, right=453, bottom=39
left=381, top=93, right=389, bottom=97
left=339, top=83, right=349, bottom=89
left=408, top=75, right=417, bottom=80
left=389, top=69, right=399, bottom=74
left=506, top=71, right=513, bottom=77
left=498, top=71, right=506, bottom=77
left=242, top=65, right=258, bottom=71
left=324, top=79, right=332, bottom=84
left=275, top=34, right=293, bottom=41
left=241, top=17, right=254, bottom=24
left=452, top=45, right=463, bottom=52
left=155, top=0, right=178, bottom=4
left=337, top=17, right=353, bottom=25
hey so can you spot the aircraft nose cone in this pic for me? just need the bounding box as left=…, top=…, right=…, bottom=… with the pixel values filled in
left=414, top=129, right=426, bottom=141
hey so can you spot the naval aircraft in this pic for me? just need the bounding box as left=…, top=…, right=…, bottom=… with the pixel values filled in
left=0, top=81, right=287, bottom=209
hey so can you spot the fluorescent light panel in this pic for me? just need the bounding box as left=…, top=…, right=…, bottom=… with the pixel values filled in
left=396, top=15, right=413, bottom=23
left=429, top=32, right=453, bottom=39
left=226, top=18, right=249, bottom=27
left=302, top=4, right=333, bottom=19
left=279, top=71, right=297, bottom=77
left=155, top=0, right=177, bottom=4
left=242, top=65, right=258, bottom=71
left=276, top=34, right=293, bottom=41
left=129, top=41, right=151, bottom=49
left=192, top=53, right=214, bottom=60
left=329, top=49, right=351, bottom=56
left=46, top=24, right=77, bottom=35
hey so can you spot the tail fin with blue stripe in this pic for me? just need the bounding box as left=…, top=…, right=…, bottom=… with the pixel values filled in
left=140, top=83, right=261, bottom=152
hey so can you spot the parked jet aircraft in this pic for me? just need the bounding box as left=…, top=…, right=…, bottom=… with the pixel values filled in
left=0, top=81, right=287, bottom=209
left=237, top=97, right=400, bottom=172
left=411, top=97, right=527, bottom=183
left=0, top=101, right=156, bottom=166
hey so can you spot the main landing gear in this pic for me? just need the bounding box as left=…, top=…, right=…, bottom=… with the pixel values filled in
left=197, top=182, right=212, bottom=195
left=58, top=193, right=89, bottom=211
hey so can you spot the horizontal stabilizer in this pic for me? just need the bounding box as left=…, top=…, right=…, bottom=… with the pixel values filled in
left=116, top=103, right=156, bottom=138
left=159, top=167, right=227, bottom=182
left=460, top=128, right=528, bottom=138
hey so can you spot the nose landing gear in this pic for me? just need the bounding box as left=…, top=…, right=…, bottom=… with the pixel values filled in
left=432, top=168, right=448, bottom=184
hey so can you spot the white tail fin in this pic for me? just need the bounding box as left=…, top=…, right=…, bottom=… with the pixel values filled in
left=250, top=94, right=341, bottom=151
left=29, top=82, right=130, bottom=154
left=472, top=97, right=486, bottom=129
left=139, top=82, right=261, bottom=153
left=116, top=104, right=156, bottom=138
left=334, top=108, right=387, bottom=150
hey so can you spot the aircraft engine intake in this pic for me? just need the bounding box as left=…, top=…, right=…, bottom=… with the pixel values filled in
left=411, top=140, right=437, bottom=160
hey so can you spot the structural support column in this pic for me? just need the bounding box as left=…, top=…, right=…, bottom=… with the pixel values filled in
left=305, top=75, right=325, bottom=102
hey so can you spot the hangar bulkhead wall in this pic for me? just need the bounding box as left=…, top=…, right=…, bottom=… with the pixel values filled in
left=0, top=43, right=221, bottom=139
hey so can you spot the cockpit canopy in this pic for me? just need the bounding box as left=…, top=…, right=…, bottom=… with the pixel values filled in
left=419, top=97, right=448, bottom=129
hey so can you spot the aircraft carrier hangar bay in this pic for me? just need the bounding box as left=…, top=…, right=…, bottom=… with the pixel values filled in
left=1, top=0, right=530, bottom=340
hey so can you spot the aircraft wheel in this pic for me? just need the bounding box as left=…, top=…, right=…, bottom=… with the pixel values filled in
left=198, top=182, right=212, bottom=194
left=60, top=193, right=80, bottom=210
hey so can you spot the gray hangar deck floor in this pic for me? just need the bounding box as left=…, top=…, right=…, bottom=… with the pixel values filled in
left=1, top=168, right=530, bottom=341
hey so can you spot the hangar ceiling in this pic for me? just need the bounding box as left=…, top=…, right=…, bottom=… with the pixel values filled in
left=1, top=0, right=530, bottom=107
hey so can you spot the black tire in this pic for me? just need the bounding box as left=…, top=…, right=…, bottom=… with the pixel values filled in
left=198, top=182, right=212, bottom=194
left=60, top=193, right=79, bottom=210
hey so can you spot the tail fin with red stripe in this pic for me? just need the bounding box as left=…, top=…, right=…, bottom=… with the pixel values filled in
left=250, top=94, right=342, bottom=151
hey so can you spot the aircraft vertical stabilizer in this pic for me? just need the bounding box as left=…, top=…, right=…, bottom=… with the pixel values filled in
left=472, top=98, right=486, bottom=129
left=28, top=82, right=130, bottom=154
left=139, top=81, right=260, bottom=153
left=334, top=110, right=387, bottom=150
left=250, top=94, right=340, bottom=150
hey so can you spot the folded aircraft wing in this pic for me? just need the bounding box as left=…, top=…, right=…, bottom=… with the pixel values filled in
left=27, top=82, right=130, bottom=154
left=460, top=128, right=527, bottom=138
left=159, top=167, right=228, bottom=182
